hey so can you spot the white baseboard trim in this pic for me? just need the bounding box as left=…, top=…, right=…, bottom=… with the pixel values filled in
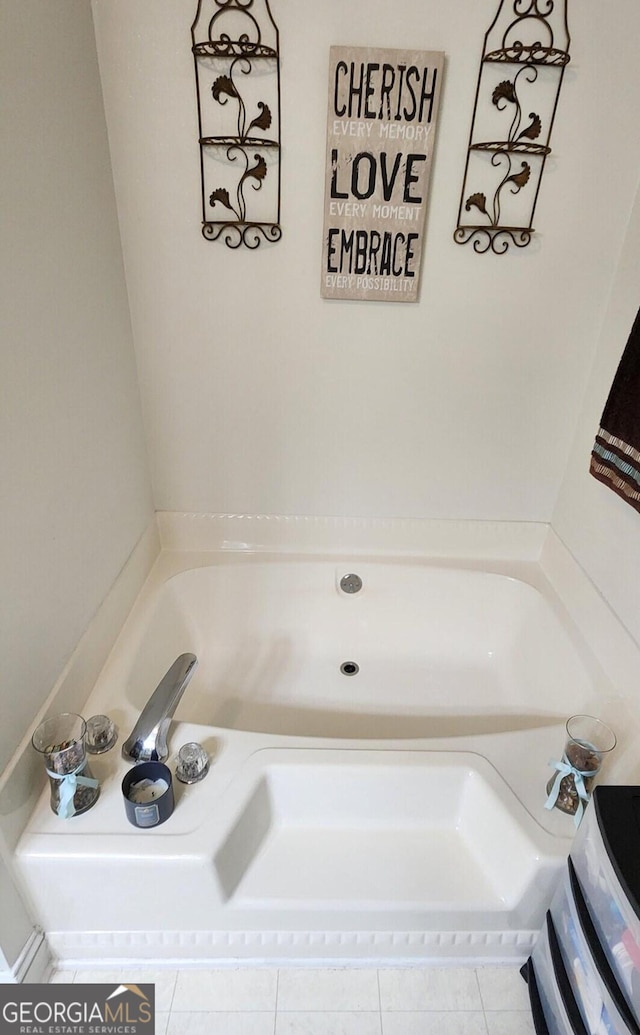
left=48, top=929, right=536, bottom=968
left=0, top=929, right=51, bottom=984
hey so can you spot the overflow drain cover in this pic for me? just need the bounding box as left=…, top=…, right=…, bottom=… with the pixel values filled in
left=340, top=573, right=363, bottom=594
left=340, top=661, right=360, bottom=676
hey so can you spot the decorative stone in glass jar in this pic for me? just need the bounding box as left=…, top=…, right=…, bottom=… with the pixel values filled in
left=32, top=713, right=100, bottom=818
left=545, top=714, right=616, bottom=826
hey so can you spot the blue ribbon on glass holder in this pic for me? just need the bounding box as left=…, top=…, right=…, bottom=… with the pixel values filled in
left=544, top=754, right=591, bottom=827
left=45, top=761, right=99, bottom=819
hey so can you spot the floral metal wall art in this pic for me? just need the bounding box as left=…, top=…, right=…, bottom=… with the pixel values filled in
left=454, top=0, right=570, bottom=254
left=191, top=0, right=281, bottom=248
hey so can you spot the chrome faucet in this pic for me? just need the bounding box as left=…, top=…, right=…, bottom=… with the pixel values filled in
left=122, top=653, right=198, bottom=763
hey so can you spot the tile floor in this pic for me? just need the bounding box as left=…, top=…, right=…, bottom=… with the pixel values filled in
left=50, top=964, right=535, bottom=1034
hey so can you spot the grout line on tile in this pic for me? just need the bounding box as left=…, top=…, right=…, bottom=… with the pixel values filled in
left=167, top=971, right=177, bottom=1014
left=273, top=970, right=280, bottom=1035
left=474, top=967, right=486, bottom=1012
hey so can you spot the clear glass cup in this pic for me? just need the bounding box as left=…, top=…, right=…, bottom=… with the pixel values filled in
left=546, top=714, right=616, bottom=817
left=32, top=713, right=100, bottom=818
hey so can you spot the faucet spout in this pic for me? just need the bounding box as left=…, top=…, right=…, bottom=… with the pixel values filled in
left=122, top=653, right=198, bottom=763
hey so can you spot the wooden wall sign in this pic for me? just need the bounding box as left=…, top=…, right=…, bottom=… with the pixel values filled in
left=321, top=46, right=444, bottom=303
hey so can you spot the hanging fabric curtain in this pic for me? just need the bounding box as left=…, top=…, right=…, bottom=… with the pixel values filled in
left=590, top=305, right=640, bottom=514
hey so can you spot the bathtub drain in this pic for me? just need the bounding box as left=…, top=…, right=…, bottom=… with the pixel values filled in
left=339, top=573, right=363, bottom=594
left=340, top=661, right=359, bottom=676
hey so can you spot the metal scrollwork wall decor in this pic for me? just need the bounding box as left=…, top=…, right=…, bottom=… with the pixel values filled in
left=191, top=0, right=282, bottom=248
left=454, top=0, right=570, bottom=255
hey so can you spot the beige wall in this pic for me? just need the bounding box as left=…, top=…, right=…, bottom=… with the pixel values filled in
left=0, top=2, right=153, bottom=776
left=92, top=0, right=640, bottom=520
left=1, top=0, right=154, bottom=972
left=553, top=175, right=640, bottom=648
left=0, top=854, right=30, bottom=975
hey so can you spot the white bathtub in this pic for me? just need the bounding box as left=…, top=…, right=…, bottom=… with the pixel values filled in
left=124, top=561, right=593, bottom=738
left=15, top=545, right=620, bottom=964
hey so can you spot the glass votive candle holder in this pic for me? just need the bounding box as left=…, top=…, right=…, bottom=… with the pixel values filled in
left=85, top=714, right=118, bottom=754
left=545, top=714, right=616, bottom=821
left=175, top=742, right=210, bottom=784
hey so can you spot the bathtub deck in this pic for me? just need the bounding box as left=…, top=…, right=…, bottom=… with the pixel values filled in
left=17, top=746, right=568, bottom=957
